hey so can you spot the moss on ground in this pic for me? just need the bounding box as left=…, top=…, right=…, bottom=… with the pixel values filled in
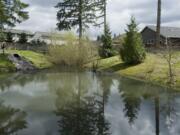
left=91, top=51, right=180, bottom=90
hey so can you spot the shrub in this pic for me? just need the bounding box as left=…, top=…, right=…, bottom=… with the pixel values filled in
left=0, top=30, right=5, bottom=42
left=6, top=32, right=14, bottom=43
left=30, top=39, right=46, bottom=46
left=120, top=17, right=146, bottom=64
left=18, top=33, right=28, bottom=43
left=48, top=32, right=98, bottom=68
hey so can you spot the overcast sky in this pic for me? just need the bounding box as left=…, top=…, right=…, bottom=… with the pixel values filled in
left=15, top=0, right=180, bottom=38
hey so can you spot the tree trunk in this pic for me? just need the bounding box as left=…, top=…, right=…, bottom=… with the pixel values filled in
left=166, top=40, right=174, bottom=86
left=156, top=0, right=161, bottom=47
left=79, top=0, right=83, bottom=39
left=104, top=0, right=107, bottom=34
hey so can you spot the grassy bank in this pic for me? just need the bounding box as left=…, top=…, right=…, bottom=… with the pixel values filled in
left=0, top=50, right=52, bottom=72
left=0, top=54, right=15, bottom=72
left=89, top=51, right=180, bottom=89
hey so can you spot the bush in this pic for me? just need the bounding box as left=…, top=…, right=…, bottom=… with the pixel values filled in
left=0, top=30, right=5, bottom=42
left=6, top=32, right=14, bottom=43
left=120, top=17, right=146, bottom=64
left=48, top=32, right=98, bottom=68
left=30, top=39, right=46, bottom=46
left=18, top=33, right=28, bottom=43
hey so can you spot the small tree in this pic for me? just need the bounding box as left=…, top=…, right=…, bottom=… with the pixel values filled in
left=0, top=30, right=6, bottom=54
left=97, top=35, right=101, bottom=41
left=6, top=32, right=14, bottom=43
left=163, top=39, right=175, bottom=86
left=100, top=24, right=114, bottom=58
left=18, top=33, right=28, bottom=44
left=120, top=17, right=146, bottom=64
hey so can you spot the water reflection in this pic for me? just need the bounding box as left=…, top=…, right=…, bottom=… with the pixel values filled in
left=119, top=77, right=180, bottom=135
left=55, top=73, right=111, bottom=135
left=0, top=72, right=47, bottom=91
left=0, top=101, right=27, bottom=135
left=154, top=96, right=160, bottom=135
left=0, top=71, right=180, bottom=135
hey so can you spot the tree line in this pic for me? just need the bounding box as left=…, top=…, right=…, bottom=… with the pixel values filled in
left=0, top=0, right=163, bottom=66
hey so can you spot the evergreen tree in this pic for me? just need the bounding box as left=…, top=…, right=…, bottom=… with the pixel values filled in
left=6, top=32, right=13, bottom=42
left=55, top=0, right=100, bottom=38
left=0, top=0, right=29, bottom=29
left=0, top=1, right=6, bottom=26
left=120, top=17, right=146, bottom=64
left=100, top=24, right=114, bottom=58
left=18, top=33, right=27, bottom=44
left=94, top=0, right=107, bottom=32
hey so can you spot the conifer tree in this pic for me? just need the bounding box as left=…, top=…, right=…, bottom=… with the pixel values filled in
left=100, top=24, right=113, bottom=58
left=0, top=0, right=29, bottom=29
left=55, top=0, right=100, bottom=38
left=120, top=17, right=146, bottom=64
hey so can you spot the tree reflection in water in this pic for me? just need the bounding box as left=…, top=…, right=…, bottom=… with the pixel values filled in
left=55, top=73, right=111, bottom=135
left=118, top=78, right=141, bottom=125
left=119, top=77, right=179, bottom=135
left=154, top=96, right=160, bottom=135
left=0, top=101, right=27, bottom=135
left=96, top=75, right=112, bottom=135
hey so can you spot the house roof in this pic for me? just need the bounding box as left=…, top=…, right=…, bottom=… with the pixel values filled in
left=3, top=29, right=34, bottom=36
left=143, top=25, right=180, bottom=38
left=33, top=32, right=63, bottom=40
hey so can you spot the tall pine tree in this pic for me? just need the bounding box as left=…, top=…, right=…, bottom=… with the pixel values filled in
left=0, top=1, right=6, bottom=25
left=55, top=0, right=100, bottom=38
left=0, top=0, right=29, bottom=29
left=96, top=0, right=115, bottom=58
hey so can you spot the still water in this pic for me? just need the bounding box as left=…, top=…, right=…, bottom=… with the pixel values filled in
left=0, top=71, right=180, bottom=135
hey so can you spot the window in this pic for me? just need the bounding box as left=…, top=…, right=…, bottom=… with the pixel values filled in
left=146, top=39, right=154, bottom=45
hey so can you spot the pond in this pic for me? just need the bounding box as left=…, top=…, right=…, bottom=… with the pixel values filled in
left=0, top=71, right=180, bottom=135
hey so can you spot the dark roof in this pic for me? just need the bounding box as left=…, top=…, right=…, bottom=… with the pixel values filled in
left=144, top=25, right=180, bottom=38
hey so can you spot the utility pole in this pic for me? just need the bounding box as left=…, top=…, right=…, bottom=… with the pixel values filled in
left=156, top=0, right=161, bottom=47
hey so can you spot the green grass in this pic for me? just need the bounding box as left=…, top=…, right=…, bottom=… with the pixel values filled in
left=9, top=50, right=53, bottom=69
left=0, top=50, right=53, bottom=72
left=92, top=51, right=180, bottom=90
left=0, top=54, right=15, bottom=72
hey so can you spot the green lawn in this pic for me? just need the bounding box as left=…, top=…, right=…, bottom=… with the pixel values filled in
left=0, top=50, right=53, bottom=72
left=8, top=50, right=53, bottom=69
left=91, top=52, right=180, bottom=90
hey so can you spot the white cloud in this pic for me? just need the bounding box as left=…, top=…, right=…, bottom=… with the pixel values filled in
left=16, top=0, right=180, bottom=37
